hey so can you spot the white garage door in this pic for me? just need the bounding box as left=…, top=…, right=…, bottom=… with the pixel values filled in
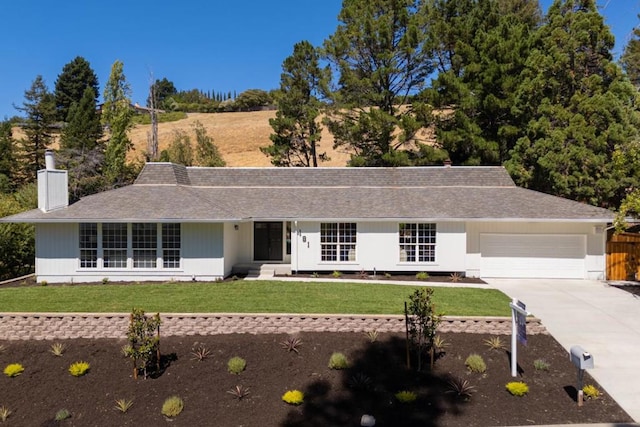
left=480, top=234, right=586, bottom=279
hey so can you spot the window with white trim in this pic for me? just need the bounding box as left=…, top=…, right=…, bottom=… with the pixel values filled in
left=321, top=223, right=357, bottom=262
left=103, top=223, right=128, bottom=268
left=81, top=223, right=181, bottom=269
left=133, top=223, right=157, bottom=268
left=79, top=223, right=97, bottom=268
left=399, top=223, right=436, bottom=262
left=162, top=223, right=181, bottom=268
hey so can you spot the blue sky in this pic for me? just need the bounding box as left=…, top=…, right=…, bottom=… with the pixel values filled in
left=0, top=0, right=637, bottom=119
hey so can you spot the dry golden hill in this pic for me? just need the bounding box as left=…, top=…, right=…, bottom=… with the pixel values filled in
left=129, top=111, right=353, bottom=167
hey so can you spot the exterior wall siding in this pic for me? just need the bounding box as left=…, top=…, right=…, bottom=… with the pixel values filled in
left=292, top=221, right=466, bottom=273
left=465, top=222, right=607, bottom=279
left=36, top=222, right=226, bottom=283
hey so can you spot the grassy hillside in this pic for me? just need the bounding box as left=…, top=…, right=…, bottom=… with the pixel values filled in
left=128, top=110, right=353, bottom=167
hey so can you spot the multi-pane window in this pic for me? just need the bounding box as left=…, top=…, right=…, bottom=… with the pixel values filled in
left=162, top=224, right=181, bottom=268
left=80, top=223, right=181, bottom=269
left=399, top=223, right=436, bottom=262
left=79, top=223, right=97, bottom=268
left=321, top=223, right=357, bottom=262
left=133, top=223, right=157, bottom=268
left=103, top=223, right=128, bottom=268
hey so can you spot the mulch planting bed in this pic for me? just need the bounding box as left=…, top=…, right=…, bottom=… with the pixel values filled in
left=0, top=332, right=632, bottom=426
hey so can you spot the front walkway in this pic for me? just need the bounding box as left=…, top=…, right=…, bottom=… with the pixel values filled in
left=487, top=279, right=640, bottom=423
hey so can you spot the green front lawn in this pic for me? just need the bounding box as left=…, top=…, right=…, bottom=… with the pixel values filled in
left=0, top=280, right=511, bottom=316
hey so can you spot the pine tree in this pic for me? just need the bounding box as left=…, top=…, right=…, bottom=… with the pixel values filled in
left=54, top=56, right=99, bottom=122
left=323, top=0, right=436, bottom=166
left=101, top=60, right=134, bottom=186
left=60, top=86, right=103, bottom=152
left=425, top=0, right=541, bottom=165
left=263, top=41, right=329, bottom=167
left=0, top=121, right=16, bottom=193
left=506, top=0, right=640, bottom=207
left=15, top=75, right=56, bottom=182
left=620, top=16, right=640, bottom=89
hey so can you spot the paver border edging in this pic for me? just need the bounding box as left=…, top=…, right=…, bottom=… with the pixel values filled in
left=0, top=313, right=546, bottom=340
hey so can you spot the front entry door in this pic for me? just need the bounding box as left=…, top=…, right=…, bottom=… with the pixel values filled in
left=254, top=222, right=283, bottom=261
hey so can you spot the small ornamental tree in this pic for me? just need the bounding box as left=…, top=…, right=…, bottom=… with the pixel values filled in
left=125, top=308, right=161, bottom=379
left=405, top=288, right=442, bottom=371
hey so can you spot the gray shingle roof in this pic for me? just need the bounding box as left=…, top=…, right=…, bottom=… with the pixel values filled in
left=1, top=164, right=614, bottom=223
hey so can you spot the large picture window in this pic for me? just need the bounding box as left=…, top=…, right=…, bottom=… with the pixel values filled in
left=103, top=223, right=128, bottom=268
left=399, top=223, right=436, bottom=262
left=133, top=223, right=157, bottom=268
left=321, top=223, right=357, bottom=262
left=81, top=223, right=181, bottom=270
left=79, top=223, right=97, bottom=268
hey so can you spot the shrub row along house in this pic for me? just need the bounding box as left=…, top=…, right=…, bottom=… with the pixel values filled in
left=0, top=152, right=613, bottom=283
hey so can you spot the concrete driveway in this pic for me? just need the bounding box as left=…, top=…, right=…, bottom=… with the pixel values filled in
left=487, top=279, right=640, bottom=422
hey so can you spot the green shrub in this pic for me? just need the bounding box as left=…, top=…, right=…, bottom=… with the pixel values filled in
left=533, top=359, right=550, bottom=371
left=415, top=272, right=429, bottom=280
left=583, top=384, right=600, bottom=399
left=161, top=396, right=184, bottom=417
left=68, top=361, right=90, bottom=377
left=3, top=363, right=24, bottom=377
left=332, top=270, right=342, bottom=278
left=227, top=356, right=246, bottom=374
left=506, top=381, right=529, bottom=396
left=282, top=390, right=304, bottom=405
left=395, top=390, right=417, bottom=403
left=465, top=354, right=486, bottom=373
left=328, top=352, right=349, bottom=369
left=55, top=409, right=71, bottom=421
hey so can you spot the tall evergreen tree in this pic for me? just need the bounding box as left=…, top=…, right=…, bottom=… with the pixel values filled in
left=506, top=0, right=640, bottom=207
left=60, top=86, right=103, bottom=152
left=15, top=75, right=56, bottom=182
left=323, top=0, right=436, bottom=166
left=101, top=60, right=134, bottom=186
left=0, top=121, right=16, bottom=193
left=54, top=56, right=99, bottom=122
left=620, top=16, right=640, bottom=89
left=425, top=0, right=541, bottom=165
left=262, top=41, right=330, bottom=167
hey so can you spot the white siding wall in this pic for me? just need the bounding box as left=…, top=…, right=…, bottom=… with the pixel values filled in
left=291, top=221, right=466, bottom=273
left=35, top=223, right=77, bottom=279
left=36, top=223, right=227, bottom=283
left=223, top=223, right=240, bottom=276
left=465, top=222, right=606, bottom=279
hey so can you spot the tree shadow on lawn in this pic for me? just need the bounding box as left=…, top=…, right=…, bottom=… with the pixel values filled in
left=281, top=335, right=467, bottom=427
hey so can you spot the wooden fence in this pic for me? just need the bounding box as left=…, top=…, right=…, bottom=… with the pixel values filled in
left=607, top=232, right=640, bottom=281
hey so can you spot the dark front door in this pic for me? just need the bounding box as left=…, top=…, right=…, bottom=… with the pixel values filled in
left=254, top=222, right=283, bottom=261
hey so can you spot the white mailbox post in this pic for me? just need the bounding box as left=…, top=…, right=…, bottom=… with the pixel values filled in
left=570, top=345, right=594, bottom=406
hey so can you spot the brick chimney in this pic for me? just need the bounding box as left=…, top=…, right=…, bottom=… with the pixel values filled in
left=37, top=150, right=68, bottom=212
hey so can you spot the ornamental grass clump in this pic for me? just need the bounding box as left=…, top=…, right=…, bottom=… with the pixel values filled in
left=55, top=409, right=71, bottom=421
left=328, top=352, right=349, bottom=369
left=3, top=364, right=24, bottom=378
left=161, top=396, right=184, bottom=418
left=282, top=390, right=304, bottom=405
left=465, top=354, right=486, bottom=373
left=114, top=398, right=134, bottom=413
left=533, top=359, right=550, bottom=371
left=506, top=381, right=529, bottom=396
left=0, top=405, right=11, bottom=422
left=68, top=361, right=90, bottom=377
left=227, top=356, right=246, bottom=374
left=50, top=342, right=67, bottom=357
left=395, top=390, right=418, bottom=403
left=583, top=384, right=600, bottom=399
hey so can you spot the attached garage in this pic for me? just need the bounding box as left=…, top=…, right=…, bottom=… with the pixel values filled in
left=480, top=234, right=587, bottom=279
